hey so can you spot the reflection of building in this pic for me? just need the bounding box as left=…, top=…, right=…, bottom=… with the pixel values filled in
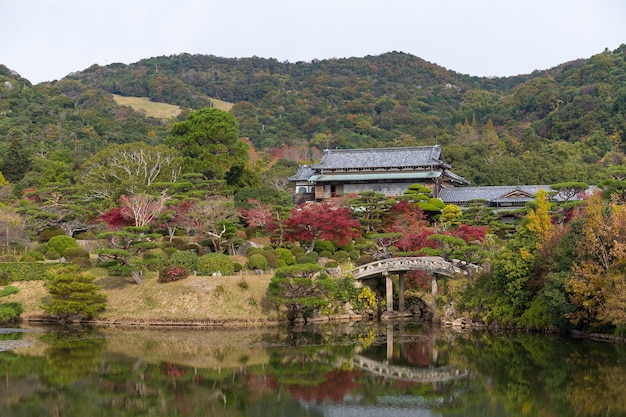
left=289, top=145, right=469, bottom=204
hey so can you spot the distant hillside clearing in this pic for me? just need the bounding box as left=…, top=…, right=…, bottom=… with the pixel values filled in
left=112, top=94, right=183, bottom=120
left=112, top=94, right=234, bottom=120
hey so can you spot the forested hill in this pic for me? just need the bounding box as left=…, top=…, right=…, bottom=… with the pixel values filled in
left=1, top=45, right=626, bottom=186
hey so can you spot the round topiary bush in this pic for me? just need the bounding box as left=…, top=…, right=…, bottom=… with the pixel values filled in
left=197, top=253, right=235, bottom=276
left=260, top=250, right=278, bottom=269
left=47, top=235, right=78, bottom=257
left=169, top=250, right=198, bottom=271
left=233, top=262, right=243, bottom=273
left=314, top=240, right=336, bottom=254
left=275, top=248, right=295, bottom=265
left=63, top=247, right=89, bottom=260
left=247, top=253, right=268, bottom=271
left=158, top=265, right=190, bottom=283
left=44, top=251, right=61, bottom=261
left=332, top=250, right=350, bottom=263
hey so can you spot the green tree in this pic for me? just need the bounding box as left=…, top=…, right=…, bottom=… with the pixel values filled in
left=0, top=285, right=23, bottom=323
left=0, top=133, right=31, bottom=183
left=96, top=226, right=161, bottom=284
left=78, top=142, right=181, bottom=202
left=266, top=264, right=328, bottom=324
left=166, top=107, right=250, bottom=181
left=42, top=266, right=107, bottom=322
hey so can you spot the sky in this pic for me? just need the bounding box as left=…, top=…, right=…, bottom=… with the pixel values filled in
left=1, top=0, right=625, bottom=84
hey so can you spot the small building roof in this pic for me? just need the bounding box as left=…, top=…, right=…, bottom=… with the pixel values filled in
left=288, top=165, right=315, bottom=182
left=440, top=185, right=552, bottom=206
left=312, top=146, right=447, bottom=170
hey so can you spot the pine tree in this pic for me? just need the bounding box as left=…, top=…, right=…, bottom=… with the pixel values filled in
left=42, top=266, right=107, bottom=322
left=0, top=134, right=31, bottom=183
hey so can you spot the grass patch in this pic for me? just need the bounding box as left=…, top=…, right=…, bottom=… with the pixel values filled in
left=112, top=94, right=234, bottom=120
left=112, top=94, right=183, bottom=120
left=5, top=270, right=275, bottom=325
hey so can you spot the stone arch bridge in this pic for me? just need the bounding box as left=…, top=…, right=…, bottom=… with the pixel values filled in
left=351, top=256, right=480, bottom=315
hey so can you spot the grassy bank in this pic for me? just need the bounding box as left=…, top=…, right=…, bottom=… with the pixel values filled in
left=6, top=270, right=277, bottom=327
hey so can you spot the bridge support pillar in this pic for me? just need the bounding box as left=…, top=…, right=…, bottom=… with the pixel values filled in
left=399, top=273, right=405, bottom=312
left=385, top=272, right=393, bottom=312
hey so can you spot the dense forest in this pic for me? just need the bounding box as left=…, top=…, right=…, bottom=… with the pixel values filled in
left=1, top=46, right=626, bottom=332
left=1, top=45, right=626, bottom=186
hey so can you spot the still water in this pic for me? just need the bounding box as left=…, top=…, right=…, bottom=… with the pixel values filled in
left=1, top=323, right=625, bottom=417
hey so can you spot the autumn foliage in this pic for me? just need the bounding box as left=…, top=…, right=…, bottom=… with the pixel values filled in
left=281, top=202, right=362, bottom=252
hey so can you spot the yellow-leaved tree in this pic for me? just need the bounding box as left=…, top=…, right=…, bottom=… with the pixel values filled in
left=567, top=194, right=626, bottom=327
left=525, top=189, right=556, bottom=246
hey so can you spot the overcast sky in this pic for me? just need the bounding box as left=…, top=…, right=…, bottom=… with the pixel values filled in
left=2, top=0, right=625, bottom=84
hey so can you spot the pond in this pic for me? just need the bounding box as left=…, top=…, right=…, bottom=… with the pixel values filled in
left=1, top=323, right=625, bottom=417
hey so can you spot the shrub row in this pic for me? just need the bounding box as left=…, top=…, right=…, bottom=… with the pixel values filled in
left=0, top=262, right=67, bottom=284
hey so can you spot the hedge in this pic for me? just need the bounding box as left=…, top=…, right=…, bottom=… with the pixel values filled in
left=0, top=262, right=65, bottom=283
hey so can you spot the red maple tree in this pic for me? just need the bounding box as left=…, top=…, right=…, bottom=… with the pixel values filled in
left=282, top=202, right=361, bottom=252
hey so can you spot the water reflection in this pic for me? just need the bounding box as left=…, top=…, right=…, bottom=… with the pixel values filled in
left=0, top=324, right=625, bottom=417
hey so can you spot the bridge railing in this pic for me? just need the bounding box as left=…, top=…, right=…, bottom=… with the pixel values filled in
left=351, top=256, right=475, bottom=280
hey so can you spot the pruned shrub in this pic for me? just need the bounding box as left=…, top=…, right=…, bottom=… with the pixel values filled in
left=71, top=257, right=92, bottom=270
left=169, top=250, right=198, bottom=271
left=332, top=250, right=350, bottom=263
left=169, top=237, right=189, bottom=251
left=275, top=248, right=295, bottom=265
left=290, top=247, right=305, bottom=257
left=356, top=254, right=374, bottom=266
left=197, top=253, right=234, bottom=276
left=296, top=254, right=317, bottom=264
left=246, top=246, right=262, bottom=256
left=44, top=251, right=60, bottom=261
left=108, top=264, right=132, bottom=277
left=233, top=262, right=243, bottom=273
left=260, top=250, right=278, bottom=269
left=20, top=251, right=44, bottom=262
left=63, top=247, right=89, bottom=260
left=144, top=249, right=168, bottom=271
left=47, top=235, right=78, bottom=256
left=319, top=250, right=332, bottom=259
left=37, top=227, right=65, bottom=243
left=247, top=253, right=268, bottom=270
left=162, top=246, right=177, bottom=257
left=0, top=254, right=17, bottom=262
left=314, top=240, right=336, bottom=254
left=325, top=260, right=339, bottom=268
left=158, top=265, right=190, bottom=283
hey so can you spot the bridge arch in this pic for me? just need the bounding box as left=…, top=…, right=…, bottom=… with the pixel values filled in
left=350, top=256, right=479, bottom=316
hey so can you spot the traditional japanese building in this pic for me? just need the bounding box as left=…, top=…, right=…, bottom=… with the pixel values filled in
left=289, top=145, right=469, bottom=203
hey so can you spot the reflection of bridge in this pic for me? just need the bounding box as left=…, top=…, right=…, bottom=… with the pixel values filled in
left=352, top=354, right=470, bottom=383
left=351, top=257, right=480, bottom=315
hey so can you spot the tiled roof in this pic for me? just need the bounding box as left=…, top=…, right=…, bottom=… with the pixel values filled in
left=312, top=146, right=444, bottom=170
left=288, top=165, right=315, bottom=181
left=440, top=185, right=548, bottom=203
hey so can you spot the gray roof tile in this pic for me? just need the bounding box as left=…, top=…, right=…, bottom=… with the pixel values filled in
left=312, top=146, right=444, bottom=170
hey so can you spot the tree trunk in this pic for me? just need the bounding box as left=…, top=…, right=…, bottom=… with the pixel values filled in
left=131, top=270, right=143, bottom=285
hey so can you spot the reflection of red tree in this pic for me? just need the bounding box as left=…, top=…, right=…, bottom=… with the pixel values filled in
left=246, top=374, right=279, bottom=400
left=403, top=341, right=434, bottom=367
left=287, top=369, right=363, bottom=403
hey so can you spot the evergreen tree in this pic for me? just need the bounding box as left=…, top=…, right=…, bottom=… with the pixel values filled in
left=0, top=285, right=23, bottom=323
left=0, top=133, right=31, bottom=183
left=42, top=266, right=107, bottom=322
